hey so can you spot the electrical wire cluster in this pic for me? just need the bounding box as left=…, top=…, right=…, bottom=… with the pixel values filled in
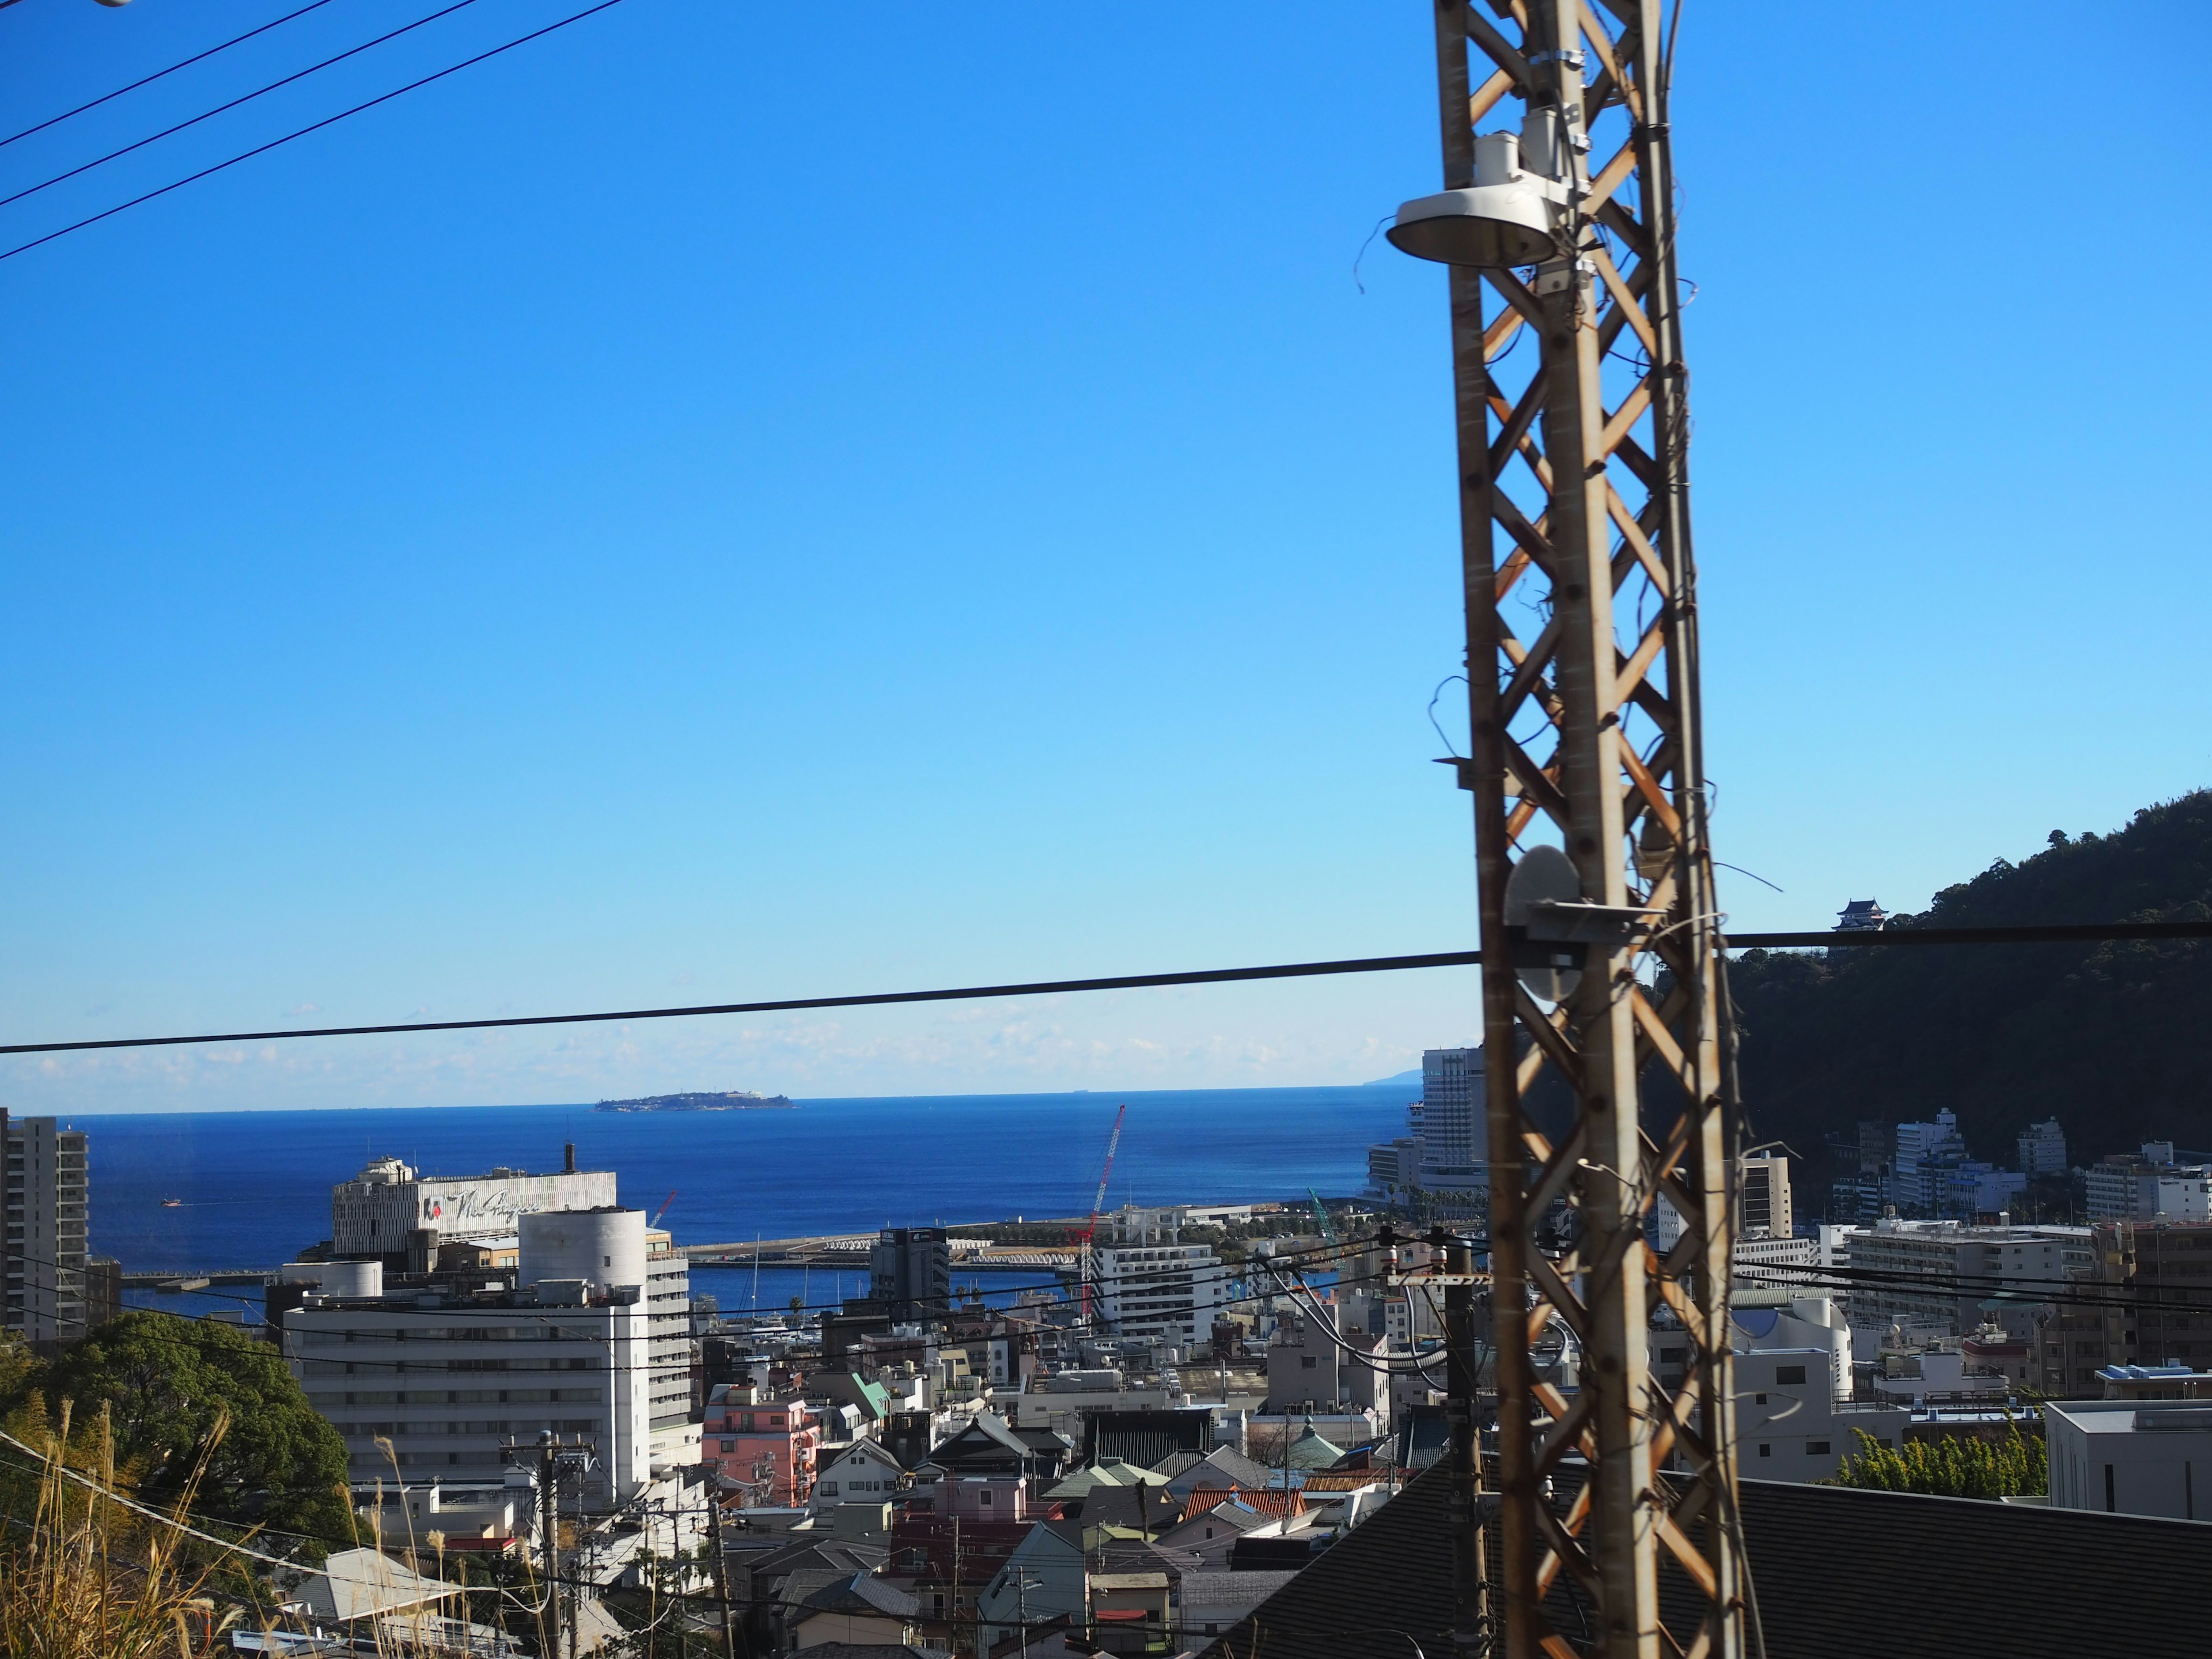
left=0, top=0, right=637, bottom=263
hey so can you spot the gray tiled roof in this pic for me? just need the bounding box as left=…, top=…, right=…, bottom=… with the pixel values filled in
left=1199, top=1464, right=2212, bottom=1657
left=799, top=1571, right=922, bottom=1619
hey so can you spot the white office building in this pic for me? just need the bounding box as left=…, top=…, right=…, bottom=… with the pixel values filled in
left=1416, top=1047, right=1486, bottom=1188
left=3, top=1113, right=89, bottom=1346
left=331, top=1152, right=618, bottom=1255
left=1832, top=1219, right=2092, bottom=1338
left=285, top=1207, right=656, bottom=1508
left=1093, top=1241, right=1230, bottom=1347
left=1740, top=1151, right=1793, bottom=1236
left=644, top=1227, right=698, bottom=1467
left=2017, top=1119, right=2068, bottom=1178
left=1653, top=1299, right=1902, bottom=1484
left=1894, top=1111, right=1966, bottom=1213
left=2085, top=1148, right=2212, bottom=1223
left=2046, top=1399, right=2212, bottom=1519
left=1365, top=1138, right=1423, bottom=1201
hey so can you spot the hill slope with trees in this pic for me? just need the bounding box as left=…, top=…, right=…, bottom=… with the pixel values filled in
left=1726, top=790, right=2212, bottom=1176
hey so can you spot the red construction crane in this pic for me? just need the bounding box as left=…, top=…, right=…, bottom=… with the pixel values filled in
left=1074, top=1103, right=1127, bottom=1327
left=650, top=1189, right=677, bottom=1228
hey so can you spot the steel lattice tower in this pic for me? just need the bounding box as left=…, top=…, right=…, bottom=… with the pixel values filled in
left=1392, top=3, right=1745, bottom=1656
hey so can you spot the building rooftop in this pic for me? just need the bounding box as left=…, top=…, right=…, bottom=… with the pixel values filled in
left=1198, top=1462, right=2212, bottom=1658
left=798, top=1572, right=921, bottom=1621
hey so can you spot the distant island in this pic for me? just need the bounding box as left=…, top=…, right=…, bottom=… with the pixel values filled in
left=594, top=1090, right=796, bottom=1113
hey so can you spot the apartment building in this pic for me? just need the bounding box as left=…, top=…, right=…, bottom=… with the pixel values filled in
left=283, top=1207, right=656, bottom=1507
left=1092, top=1238, right=1230, bottom=1347
left=644, top=1226, right=698, bottom=1467
left=1741, top=1151, right=1793, bottom=1236
left=1836, top=1218, right=2091, bottom=1337
left=703, top=1385, right=821, bottom=1504
left=2, top=1112, right=89, bottom=1346
left=869, top=1228, right=952, bottom=1323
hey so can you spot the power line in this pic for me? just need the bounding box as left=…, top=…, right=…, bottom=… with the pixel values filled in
left=0, top=0, right=492, bottom=211
left=1737, top=919, right=2212, bottom=950
left=1, top=949, right=1484, bottom=1054
left=0, top=0, right=634, bottom=267
left=0, top=0, right=342, bottom=151
left=13, top=917, right=2208, bottom=1055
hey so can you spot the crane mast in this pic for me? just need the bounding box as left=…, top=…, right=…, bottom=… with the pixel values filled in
left=1077, top=1101, right=1128, bottom=1330
left=1390, top=3, right=1743, bottom=1656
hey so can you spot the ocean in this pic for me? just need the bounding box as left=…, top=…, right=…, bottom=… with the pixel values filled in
left=78, top=1085, right=1413, bottom=1311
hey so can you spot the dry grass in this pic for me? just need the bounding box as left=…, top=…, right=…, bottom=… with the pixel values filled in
left=0, top=1400, right=238, bottom=1659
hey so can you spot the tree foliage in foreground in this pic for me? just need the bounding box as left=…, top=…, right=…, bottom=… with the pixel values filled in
left=31, top=1312, right=350, bottom=1548
left=1828, top=1424, right=2046, bottom=1500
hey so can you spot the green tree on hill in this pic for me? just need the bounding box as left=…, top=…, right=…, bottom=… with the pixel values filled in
left=1727, top=789, right=2212, bottom=1168
left=32, top=1312, right=350, bottom=1552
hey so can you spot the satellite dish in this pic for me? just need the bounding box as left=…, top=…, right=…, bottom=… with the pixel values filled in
left=1504, top=845, right=1583, bottom=1005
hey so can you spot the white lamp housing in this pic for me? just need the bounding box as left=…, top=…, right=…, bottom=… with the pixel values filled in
left=1387, top=128, right=1560, bottom=269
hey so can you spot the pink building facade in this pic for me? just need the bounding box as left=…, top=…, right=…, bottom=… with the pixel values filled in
left=705, top=1385, right=821, bottom=1505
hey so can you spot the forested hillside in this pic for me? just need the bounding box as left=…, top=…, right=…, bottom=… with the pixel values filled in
left=1728, top=790, right=2212, bottom=1172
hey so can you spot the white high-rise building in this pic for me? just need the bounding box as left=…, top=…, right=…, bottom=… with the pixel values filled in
left=1740, top=1152, right=1793, bottom=1237
left=1419, top=1048, right=1480, bottom=1164
left=2017, top=1118, right=2069, bottom=1177
left=644, top=1227, right=699, bottom=1468
left=3, top=1113, right=89, bottom=1346
left=1092, top=1237, right=1230, bottom=1347
left=285, top=1207, right=657, bottom=1508
left=1367, top=1048, right=1488, bottom=1200
left=1893, top=1110, right=1966, bottom=1213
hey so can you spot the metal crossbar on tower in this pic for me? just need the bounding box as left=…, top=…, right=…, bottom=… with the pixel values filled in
left=1388, top=4, right=1743, bottom=1657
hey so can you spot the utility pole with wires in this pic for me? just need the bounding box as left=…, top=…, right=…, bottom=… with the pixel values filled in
left=1385, top=3, right=1743, bottom=1657
left=506, top=1431, right=597, bottom=1659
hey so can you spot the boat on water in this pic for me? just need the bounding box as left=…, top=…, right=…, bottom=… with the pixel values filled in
left=161, top=1198, right=183, bottom=1207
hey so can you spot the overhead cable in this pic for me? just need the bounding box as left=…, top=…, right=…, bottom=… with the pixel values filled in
left=0, top=0, right=632, bottom=266
left=11, top=918, right=2211, bottom=1055
left=0, top=0, right=493, bottom=211
left=0, top=0, right=342, bottom=150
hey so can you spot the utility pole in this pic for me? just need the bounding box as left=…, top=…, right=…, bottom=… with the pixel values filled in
left=1441, top=1230, right=1488, bottom=1659
left=1386, top=4, right=1742, bottom=1658
left=537, top=1435, right=563, bottom=1659
left=706, top=1495, right=738, bottom=1659
left=1388, top=1225, right=1490, bottom=1657
left=506, top=1431, right=597, bottom=1659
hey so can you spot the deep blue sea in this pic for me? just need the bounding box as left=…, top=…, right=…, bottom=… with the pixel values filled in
left=78, top=1086, right=1412, bottom=1310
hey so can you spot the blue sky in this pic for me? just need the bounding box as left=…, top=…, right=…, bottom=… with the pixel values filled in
left=3, top=1, right=2208, bottom=1113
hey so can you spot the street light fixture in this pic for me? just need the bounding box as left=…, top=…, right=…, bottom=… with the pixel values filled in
left=1386, top=108, right=1581, bottom=269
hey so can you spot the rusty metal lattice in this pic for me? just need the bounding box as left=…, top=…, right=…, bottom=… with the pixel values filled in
left=1408, top=3, right=1746, bottom=1657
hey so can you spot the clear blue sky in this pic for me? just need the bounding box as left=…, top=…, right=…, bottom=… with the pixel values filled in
left=4, top=1, right=2207, bottom=1113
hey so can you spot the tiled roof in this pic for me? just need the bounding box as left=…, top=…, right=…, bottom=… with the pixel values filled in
left=1197, top=1465, right=2212, bottom=1657
left=1082, top=1408, right=1215, bottom=1469
left=1165, top=1446, right=1274, bottom=1492
left=1180, top=1487, right=1304, bottom=1521
left=799, top=1572, right=921, bottom=1619
left=1297, top=1472, right=1384, bottom=1493
left=741, top=1539, right=890, bottom=1582
left=1180, top=1570, right=1299, bottom=1611
left=1283, top=1428, right=1344, bottom=1469
left=1162, top=1500, right=1265, bottom=1536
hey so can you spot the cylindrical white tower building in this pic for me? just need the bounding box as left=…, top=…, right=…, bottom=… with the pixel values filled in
left=519, top=1207, right=647, bottom=1292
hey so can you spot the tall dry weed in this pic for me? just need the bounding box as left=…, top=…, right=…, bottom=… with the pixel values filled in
left=0, top=1399, right=241, bottom=1659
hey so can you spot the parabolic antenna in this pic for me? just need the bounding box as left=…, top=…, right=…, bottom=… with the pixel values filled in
left=1503, top=844, right=1583, bottom=1005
